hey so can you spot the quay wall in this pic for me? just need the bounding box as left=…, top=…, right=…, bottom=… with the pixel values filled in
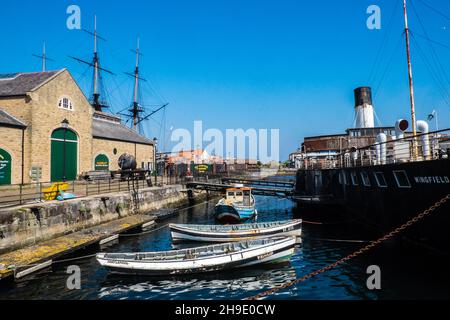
left=0, top=185, right=192, bottom=255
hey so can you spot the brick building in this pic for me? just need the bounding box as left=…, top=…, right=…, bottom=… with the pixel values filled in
left=0, top=69, right=155, bottom=185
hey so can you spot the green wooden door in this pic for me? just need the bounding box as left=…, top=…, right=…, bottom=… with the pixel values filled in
left=51, top=129, right=78, bottom=182
left=0, top=148, right=12, bottom=185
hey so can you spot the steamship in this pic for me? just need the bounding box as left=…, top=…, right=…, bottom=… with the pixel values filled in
left=293, top=1, right=450, bottom=254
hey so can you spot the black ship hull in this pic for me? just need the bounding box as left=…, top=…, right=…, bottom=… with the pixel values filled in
left=293, top=159, right=450, bottom=253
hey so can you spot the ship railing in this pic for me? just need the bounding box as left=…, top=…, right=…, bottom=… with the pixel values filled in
left=299, top=128, right=450, bottom=170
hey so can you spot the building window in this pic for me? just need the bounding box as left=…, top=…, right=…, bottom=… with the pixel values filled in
left=393, top=170, right=411, bottom=188
left=351, top=171, right=359, bottom=186
left=58, top=97, right=74, bottom=111
left=345, top=172, right=350, bottom=185
left=360, top=171, right=371, bottom=187
left=374, top=172, right=388, bottom=188
left=339, top=171, right=348, bottom=185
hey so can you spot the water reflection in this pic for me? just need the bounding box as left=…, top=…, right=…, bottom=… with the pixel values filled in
left=97, top=263, right=299, bottom=300
left=0, top=177, right=449, bottom=300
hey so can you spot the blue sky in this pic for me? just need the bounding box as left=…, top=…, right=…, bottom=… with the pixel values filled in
left=1, top=0, right=449, bottom=160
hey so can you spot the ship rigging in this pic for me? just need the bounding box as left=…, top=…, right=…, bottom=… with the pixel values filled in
left=69, top=15, right=168, bottom=136
left=118, top=38, right=169, bottom=135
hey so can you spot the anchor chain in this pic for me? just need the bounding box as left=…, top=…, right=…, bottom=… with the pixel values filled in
left=245, top=194, right=450, bottom=301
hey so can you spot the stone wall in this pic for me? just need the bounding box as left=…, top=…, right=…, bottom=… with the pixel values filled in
left=0, top=96, right=32, bottom=125
left=0, top=127, right=25, bottom=185
left=30, top=70, right=94, bottom=182
left=92, top=138, right=154, bottom=171
left=0, top=96, right=32, bottom=184
left=0, top=185, right=188, bottom=254
left=0, top=69, right=155, bottom=184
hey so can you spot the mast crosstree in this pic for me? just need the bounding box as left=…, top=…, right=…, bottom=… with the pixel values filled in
left=33, top=41, right=54, bottom=72
left=120, top=38, right=169, bottom=133
left=69, top=15, right=115, bottom=112
left=67, top=16, right=168, bottom=137
left=126, top=38, right=146, bottom=130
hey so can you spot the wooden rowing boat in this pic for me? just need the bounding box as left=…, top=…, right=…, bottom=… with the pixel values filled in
left=96, top=237, right=296, bottom=276
left=170, top=219, right=302, bottom=243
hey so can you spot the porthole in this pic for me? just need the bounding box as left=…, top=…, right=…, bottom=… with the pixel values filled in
left=360, top=171, right=371, bottom=187
left=374, top=172, right=388, bottom=188
left=393, top=170, right=411, bottom=188
left=351, top=172, right=359, bottom=186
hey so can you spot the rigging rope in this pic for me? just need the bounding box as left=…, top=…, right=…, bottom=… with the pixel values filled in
left=367, top=0, right=401, bottom=85
left=410, top=0, right=450, bottom=104
left=373, top=34, right=404, bottom=100
left=410, top=34, right=450, bottom=107
left=416, top=0, right=450, bottom=20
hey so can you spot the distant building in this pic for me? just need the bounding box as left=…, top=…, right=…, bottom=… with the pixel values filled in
left=0, top=69, right=155, bottom=185
left=167, top=149, right=257, bottom=166
left=168, top=149, right=215, bottom=164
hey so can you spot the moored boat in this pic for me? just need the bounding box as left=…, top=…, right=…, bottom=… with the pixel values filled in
left=291, top=0, right=450, bottom=254
left=214, top=186, right=257, bottom=224
left=170, top=219, right=302, bottom=243
left=96, top=237, right=296, bottom=276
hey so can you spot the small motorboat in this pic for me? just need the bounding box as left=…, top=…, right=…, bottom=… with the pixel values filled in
left=170, top=219, right=302, bottom=243
left=215, top=186, right=257, bottom=224
left=96, top=237, right=296, bottom=276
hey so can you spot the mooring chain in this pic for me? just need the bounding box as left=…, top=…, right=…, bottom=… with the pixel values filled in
left=245, top=194, right=450, bottom=301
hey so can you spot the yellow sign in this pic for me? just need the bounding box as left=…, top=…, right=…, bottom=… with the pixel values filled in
left=195, top=165, right=209, bottom=173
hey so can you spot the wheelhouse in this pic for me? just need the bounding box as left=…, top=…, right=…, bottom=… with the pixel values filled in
left=226, top=187, right=253, bottom=206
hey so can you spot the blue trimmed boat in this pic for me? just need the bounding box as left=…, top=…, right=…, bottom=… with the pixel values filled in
left=170, top=220, right=302, bottom=243
left=214, top=186, right=257, bottom=224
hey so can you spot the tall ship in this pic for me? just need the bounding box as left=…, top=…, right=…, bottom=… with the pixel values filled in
left=292, top=0, right=450, bottom=254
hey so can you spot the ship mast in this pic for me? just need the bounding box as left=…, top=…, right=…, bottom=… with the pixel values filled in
left=42, top=42, right=47, bottom=72
left=122, top=37, right=148, bottom=132
left=402, top=0, right=418, bottom=159
left=69, top=15, right=114, bottom=112
left=93, top=15, right=100, bottom=111
left=119, top=39, right=169, bottom=133
left=32, top=41, right=54, bottom=72
left=132, top=38, right=141, bottom=130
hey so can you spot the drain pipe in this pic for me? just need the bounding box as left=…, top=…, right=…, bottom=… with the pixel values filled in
left=416, top=120, right=430, bottom=159
left=376, top=133, right=387, bottom=165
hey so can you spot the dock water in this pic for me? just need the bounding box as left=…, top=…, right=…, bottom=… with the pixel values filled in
left=0, top=214, right=156, bottom=280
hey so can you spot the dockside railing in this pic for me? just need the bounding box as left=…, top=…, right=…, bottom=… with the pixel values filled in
left=299, top=128, right=450, bottom=170
left=0, top=169, right=261, bottom=208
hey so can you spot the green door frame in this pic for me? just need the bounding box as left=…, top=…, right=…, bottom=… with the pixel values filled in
left=94, top=154, right=110, bottom=171
left=0, top=148, right=12, bottom=185
left=51, top=128, right=78, bottom=182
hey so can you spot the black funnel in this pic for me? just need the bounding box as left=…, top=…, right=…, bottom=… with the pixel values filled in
left=354, top=87, right=373, bottom=107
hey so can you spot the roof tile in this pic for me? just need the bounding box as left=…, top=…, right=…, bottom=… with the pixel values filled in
left=0, top=108, right=27, bottom=128
left=93, top=118, right=154, bottom=145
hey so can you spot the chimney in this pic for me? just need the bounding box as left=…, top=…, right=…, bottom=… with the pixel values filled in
left=354, top=87, right=375, bottom=128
